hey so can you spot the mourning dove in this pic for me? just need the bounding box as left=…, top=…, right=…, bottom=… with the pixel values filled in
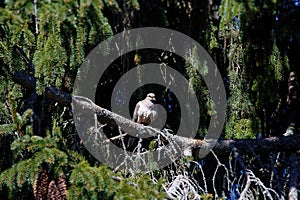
left=132, top=93, right=158, bottom=125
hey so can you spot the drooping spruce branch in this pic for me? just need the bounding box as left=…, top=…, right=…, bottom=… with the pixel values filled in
left=8, top=71, right=300, bottom=157
left=12, top=71, right=72, bottom=106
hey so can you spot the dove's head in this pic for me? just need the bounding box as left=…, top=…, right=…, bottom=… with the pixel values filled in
left=146, top=93, right=156, bottom=103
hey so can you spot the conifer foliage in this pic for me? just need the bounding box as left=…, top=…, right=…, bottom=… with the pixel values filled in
left=1, top=0, right=300, bottom=199
left=0, top=0, right=168, bottom=199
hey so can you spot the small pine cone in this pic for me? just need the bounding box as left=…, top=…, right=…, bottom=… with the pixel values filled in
left=33, top=170, right=49, bottom=200
left=47, top=175, right=67, bottom=200
left=56, top=174, right=67, bottom=200
left=47, top=180, right=59, bottom=200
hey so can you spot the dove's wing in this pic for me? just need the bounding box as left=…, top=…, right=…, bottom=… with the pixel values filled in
left=132, top=101, right=140, bottom=122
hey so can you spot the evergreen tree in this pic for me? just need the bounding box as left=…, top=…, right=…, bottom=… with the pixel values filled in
left=1, top=0, right=300, bottom=199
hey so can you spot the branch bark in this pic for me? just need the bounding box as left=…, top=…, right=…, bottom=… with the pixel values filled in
left=71, top=95, right=300, bottom=157
left=9, top=71, right=300, bottom=157
left=12, top=71, right=72, bottom=106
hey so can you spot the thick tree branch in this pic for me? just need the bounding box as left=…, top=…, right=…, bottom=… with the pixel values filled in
left=9, top=71, right=300, bottom=157
left=12, top=71, right=72, bottom=106
left=71, top=96, right=300, bottom=157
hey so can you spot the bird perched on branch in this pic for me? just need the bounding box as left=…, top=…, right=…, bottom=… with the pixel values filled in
left=132, top=93, right=158, bottom=125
